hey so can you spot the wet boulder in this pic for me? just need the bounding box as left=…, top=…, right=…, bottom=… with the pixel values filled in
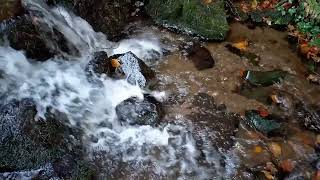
left=73, top=0, right=133, bottom=40
left=0, top=15, right=80, bottom=61
left=0, top=0, right=24, bottom=21
left=116, top=94, right=164, bottom=126
left=184, top=42, right=215, bottom=70
left=0, top=99, right=95, bottom=179
left=146, top=0, right=229, bottom=40
left=87, top=51, right=155, bottom=87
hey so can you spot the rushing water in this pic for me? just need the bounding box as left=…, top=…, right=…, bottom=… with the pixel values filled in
left=0, top=0, right=236, bottom=179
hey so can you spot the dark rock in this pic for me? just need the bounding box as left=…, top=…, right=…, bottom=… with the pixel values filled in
left=185, top=42, right=215, bottom=70
left=187, top=93, right=240, bottom=151
left=0, top=99, right=95, bottom=179
left=0, top=13, right=80, bottom=61
left=87, top=51, right=155, bottom=87
left=73, top=0, right=133, bottom=40
left=146, top=0, right=229, bottom=40
left=116, top=94, right=164, bottom=126
left=0, top=163, right=58, bottom=180
left=0, top=16, right=54, bottom=60
left=0, top=0, right=24, bottom=21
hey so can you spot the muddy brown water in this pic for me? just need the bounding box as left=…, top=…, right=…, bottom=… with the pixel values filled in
left=151, top=22, right=320, bottom=178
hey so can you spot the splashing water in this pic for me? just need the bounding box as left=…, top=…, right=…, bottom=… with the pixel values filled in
left=0, top=0, right=236, bottom=178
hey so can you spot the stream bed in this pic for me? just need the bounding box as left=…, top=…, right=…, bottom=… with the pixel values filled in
left=0, top=0, right=320, bottom=179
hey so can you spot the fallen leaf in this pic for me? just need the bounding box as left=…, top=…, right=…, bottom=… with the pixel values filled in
left=232, top=40, right=249, bottom=51
left=262, top=170, right=274, bottom=180
left=254, top=145, right=263, bottom=153
left=268, top=142, right=282, bottom=158
left=111, top=58, right=121, bottom=68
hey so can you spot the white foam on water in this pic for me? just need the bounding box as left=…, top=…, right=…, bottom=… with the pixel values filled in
left=0, top=0, right=237, bottom=179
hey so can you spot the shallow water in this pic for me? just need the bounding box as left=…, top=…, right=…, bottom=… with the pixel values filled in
left=1, top=0, right=320, bottom=179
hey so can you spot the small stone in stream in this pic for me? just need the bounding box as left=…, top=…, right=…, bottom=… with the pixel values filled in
left=245, top=110, right=281, bottom=135
left=116, top=94, right=164, bottom=126
left=242, top=70, right=288, bottom=86
left=86, top=51, right=125, bottom=82
left=307, top=74, right=320, bottom=85
left=185, top=43, right=215, bottom=70
left=294, top=103, right=320, bottom=133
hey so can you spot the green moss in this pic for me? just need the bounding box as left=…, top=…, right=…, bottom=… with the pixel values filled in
left=146, top=0, right=229, bottom=40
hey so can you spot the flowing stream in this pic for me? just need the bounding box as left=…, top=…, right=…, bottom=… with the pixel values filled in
left=0, top=0, right=236, bottom=179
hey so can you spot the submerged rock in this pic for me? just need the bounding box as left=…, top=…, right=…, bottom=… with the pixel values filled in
left=87, top=51, right=155, bottom=87
left=146, top=0, right=229, bottom=40
left=187, top=93, right=240, bottom=151
left=116, top=94, right=164, bottom=126
left=185, top=42, right=215, bottom=70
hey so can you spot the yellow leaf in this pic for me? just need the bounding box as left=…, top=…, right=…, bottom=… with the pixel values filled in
left=111, top=58, right=121, bottom=68
left=232, top=40, right=249, bottom=51
left=251, top=0, right=258, bottom=10
left=268, top=142, right=282, bottom=158
left=262, top=170, right=274, bottom=180
left=254, top=145, right=263, bottom=153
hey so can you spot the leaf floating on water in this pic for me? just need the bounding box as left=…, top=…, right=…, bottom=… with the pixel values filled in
left=232, top=40, right=249, bottom=51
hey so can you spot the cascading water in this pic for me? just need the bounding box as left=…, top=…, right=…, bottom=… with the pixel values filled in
left=0, top=0, right=237, bottom=179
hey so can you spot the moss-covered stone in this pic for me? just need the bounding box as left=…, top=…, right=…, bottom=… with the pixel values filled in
left=146, top=0, right=229, bottom=40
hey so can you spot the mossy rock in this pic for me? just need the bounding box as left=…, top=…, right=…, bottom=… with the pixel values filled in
left=146, top=0, right=229, bottom=40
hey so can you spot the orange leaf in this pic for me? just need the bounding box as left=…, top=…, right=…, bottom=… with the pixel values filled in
left=258, top=106, right=269, bottom=117
left=232, top=40, right=249, bottom=51
left=111, top=58, right=121, bottom=68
